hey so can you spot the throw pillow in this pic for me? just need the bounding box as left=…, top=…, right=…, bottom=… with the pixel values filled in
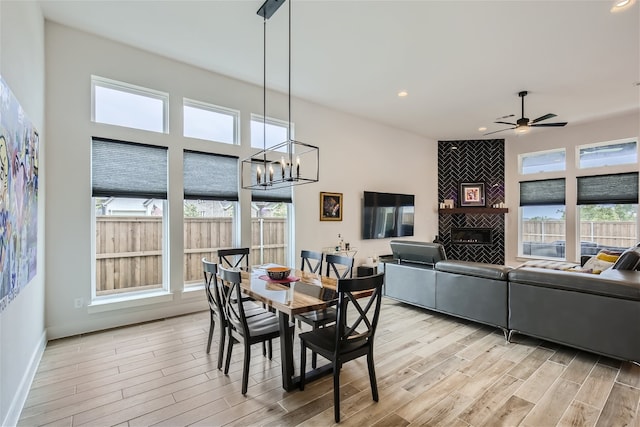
left=582, top=252, right=617, bottom=274
left=595, top=250, right=622, bottom=263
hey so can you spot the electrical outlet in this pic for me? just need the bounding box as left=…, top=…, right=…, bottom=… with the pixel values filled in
left=74, top=298, right=83, bottom=309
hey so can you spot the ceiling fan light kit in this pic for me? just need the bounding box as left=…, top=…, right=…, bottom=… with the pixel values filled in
left=484, top=90, right=568, bottom=136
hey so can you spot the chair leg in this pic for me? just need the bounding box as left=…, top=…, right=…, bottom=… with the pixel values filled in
left=217, top=324, right=226, bottom=370
left=206, top=315, right=215, bottom=354
left=224, top=332, right=234, bottom=375
left=242, top=342, right=251, bottom=395
left=299, top=342, right=307, bottom=391
left=367, top=351, right=379, bottom=402
left=267, top=339, right=273, bottom=359
left=333, top=367, right=341, bottom=423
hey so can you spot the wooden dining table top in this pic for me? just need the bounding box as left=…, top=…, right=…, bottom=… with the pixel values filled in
left=240, top=267, right=340, bottom=316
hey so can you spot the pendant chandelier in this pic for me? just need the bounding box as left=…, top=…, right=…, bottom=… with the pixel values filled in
left=241, top=0, right=320, bottom=190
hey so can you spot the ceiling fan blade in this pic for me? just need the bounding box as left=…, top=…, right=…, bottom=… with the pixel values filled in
left=531, top=122, right=568, bottom=127
left=495, top=114, right=515, bottom=120
left=484, top=127, right=514, bottom=135
left=494, top=121, right=516, bottom=126
left=531, top=113, right=557, bottom=124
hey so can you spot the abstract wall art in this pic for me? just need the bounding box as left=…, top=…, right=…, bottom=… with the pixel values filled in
left=0, top=76, right=39, bottom=313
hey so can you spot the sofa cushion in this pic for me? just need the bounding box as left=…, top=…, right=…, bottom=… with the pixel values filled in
left=435, top=260, right=512, bottom=281
left=509, top=267, right=640, bottom=301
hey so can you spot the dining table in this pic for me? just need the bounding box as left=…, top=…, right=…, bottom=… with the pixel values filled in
left=240, top=265, right=342, bottom=391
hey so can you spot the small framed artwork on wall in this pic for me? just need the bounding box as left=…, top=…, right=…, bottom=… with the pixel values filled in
left=459, top=182, right=486, bottom=207
left=320, top=192, right=342, bottom=221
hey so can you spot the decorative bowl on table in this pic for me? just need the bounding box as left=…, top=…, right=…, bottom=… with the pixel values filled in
left=267, top=266, right=291, bottom=281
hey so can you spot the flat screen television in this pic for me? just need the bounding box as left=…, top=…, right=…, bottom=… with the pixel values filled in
left=362, top=191, right=415, bottom=239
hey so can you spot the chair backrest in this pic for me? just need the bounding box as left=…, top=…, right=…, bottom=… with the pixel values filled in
left=217, top=266, right=249, bottom=336
left=325, top=253, right=354, bottom=279
left=301, top=250, right=323, bottom=274
left=202, top=258, right=222, bottom=315
left=218, top=247, right=250, bottom=271
left=335, top=272, right=385, bottom=351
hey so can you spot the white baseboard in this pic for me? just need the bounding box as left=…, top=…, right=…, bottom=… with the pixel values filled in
left=3, top=330, right=47, bottom=427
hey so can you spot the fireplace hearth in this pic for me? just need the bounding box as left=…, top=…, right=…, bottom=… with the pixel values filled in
left=451, top=228, right=492, bottom=245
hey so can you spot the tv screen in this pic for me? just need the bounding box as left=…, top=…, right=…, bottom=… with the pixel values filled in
left=362, top=191, right=415, bottom=239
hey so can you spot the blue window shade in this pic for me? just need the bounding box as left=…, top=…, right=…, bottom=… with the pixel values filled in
left=92, top=137, right=167, bottom=198
left=250, top=160, right=292, bottom=203
left=251, top=185, right=293, bottom=203
left=183, top=150, right=239, bottom=201
left=577, top=172, right=639, bottom=205
left=520, top=178, right=566, bottom=206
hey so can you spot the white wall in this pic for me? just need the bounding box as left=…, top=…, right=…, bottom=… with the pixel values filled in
left=44, top=22, right=437, bottom=340
left=0, top=2, right=46, bottom=425
left=504, top=110, right=640, bottom=267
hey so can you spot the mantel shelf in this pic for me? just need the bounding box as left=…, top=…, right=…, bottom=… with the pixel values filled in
left=439, top=207, right=509, bottom=214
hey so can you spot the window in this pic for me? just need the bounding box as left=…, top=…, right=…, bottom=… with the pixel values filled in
left=250, top=116, right=293, bottom=266
left=251, top=115, right=290, bottom=151
left=519, top=149, right=566, bottom=174
left=92, top=76, right=168, bottom=133
left=520, top=179, right=566, bottom=259
left=92, top=138, right=168, bottom=299
left=577, top=173, right=638, bottom=256
left=183, top=99, right=239, bottom=144
left=183, top=150, right=239, bottom=287
left=579, top=139, right=637, bottom=169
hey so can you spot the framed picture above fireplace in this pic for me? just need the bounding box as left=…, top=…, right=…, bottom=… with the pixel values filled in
left=459, top=182, right=486, bottom=207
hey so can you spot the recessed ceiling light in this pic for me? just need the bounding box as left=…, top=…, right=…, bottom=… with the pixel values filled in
left=397, top=90, right=408, bottom=97
left=478, top=127, right=487, bottom=132
left=611, top=0, right=635, bottom=12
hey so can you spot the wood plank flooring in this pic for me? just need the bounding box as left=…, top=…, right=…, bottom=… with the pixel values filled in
left=18, top=299, right=640, bottom=426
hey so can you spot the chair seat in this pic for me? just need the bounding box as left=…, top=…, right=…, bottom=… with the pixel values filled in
left=296, top=307, right=337, bottom=327
left=299, top=325, right=368, bottom=355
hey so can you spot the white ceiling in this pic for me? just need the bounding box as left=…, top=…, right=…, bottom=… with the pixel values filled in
left=38, top=0, right=640, bottom=140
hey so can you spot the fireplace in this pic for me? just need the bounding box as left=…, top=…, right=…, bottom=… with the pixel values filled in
left=451, top=228, right=492, bottom=245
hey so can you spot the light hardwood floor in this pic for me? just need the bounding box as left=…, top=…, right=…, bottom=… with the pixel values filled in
left=19, top=299, right=640, bottom=426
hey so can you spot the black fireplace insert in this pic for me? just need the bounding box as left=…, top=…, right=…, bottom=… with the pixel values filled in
left=451, top=228, right=492, bottom=245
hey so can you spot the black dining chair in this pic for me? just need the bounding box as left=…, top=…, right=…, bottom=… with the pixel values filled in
left=295, top=250, right=324, bottom=328
left=299, top=272, right=385, bottom=423
left=218, top=266, right=294, bottom=395
left=325, top=253, right=354, bottom=279
left=202, top=258, right=270, bottom=370
left=218, top=247, right=250, bottom=271
left=300, top=250, right=324, bottom=274
left=296, top=252, right=354, bottom=368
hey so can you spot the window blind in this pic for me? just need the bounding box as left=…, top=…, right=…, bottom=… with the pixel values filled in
left=251, top=184, right=293, bottom=203
left=520, top=178, right=566, bottom=206
left=577, top=172, right=639, bottom=205
left=249, top=162, right=293, bottom=203
left=92, top=137, right=168, bottom=198
left=183, top=150, right=239, bottom=201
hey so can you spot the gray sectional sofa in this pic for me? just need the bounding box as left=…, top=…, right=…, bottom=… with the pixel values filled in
left=382, top=241, right=640, bottom=364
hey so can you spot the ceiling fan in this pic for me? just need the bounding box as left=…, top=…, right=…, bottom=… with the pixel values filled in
left=484, top=91, right=568, bottom=135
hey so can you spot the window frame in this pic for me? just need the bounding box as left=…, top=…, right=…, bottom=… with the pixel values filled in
left=183, top=98, right=240, bottom=145
left=91, top=75, right=169, bottom=133
left=518, top=178, right=567, bottom=260
left=518, top=148, right=566, bottom=175
left=90, top=138, right=171, bottom=306
left=250, top=114, right=293, bottom=151
left=577, top=138, right=638, bottom=170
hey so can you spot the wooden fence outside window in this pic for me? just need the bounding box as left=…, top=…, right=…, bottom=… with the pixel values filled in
left=95, top=216, right=286, bottom=295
